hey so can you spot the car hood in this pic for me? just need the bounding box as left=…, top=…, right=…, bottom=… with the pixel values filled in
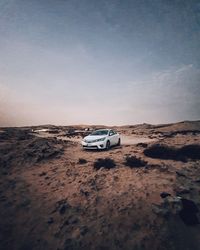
left=84, top=135, right=107, bottom=141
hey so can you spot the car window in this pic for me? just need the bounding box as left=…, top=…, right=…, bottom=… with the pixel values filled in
left=91, top=130, right=109, bottom=135
left=109, top=130, right=114, bottom=136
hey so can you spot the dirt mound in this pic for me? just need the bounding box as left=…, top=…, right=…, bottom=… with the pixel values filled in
left=153, top=120, right=200, bottom=133
left=0, top=129, right=64, bottom=169
left=23, top=137, right=63, bottom=163
left=144, top=144, right=200, bottom=161
left=0, top=128, right=33, bottom=141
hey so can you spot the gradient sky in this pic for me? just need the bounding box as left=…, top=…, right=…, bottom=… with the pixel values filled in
left=0, top=0, right=200, bottom=126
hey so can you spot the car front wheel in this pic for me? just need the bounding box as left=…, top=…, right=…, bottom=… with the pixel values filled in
left=106, top=140, right=110, bottom=150
left=117, top=138, right=121, bottom=146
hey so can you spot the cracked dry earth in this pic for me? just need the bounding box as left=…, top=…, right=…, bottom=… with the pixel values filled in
left=1, top=122, right=200, bottom=250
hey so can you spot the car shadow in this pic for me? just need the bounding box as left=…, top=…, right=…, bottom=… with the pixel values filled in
left=82, top=145, right=122, bottom=152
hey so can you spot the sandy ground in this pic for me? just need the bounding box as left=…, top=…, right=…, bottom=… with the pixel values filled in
left=0, top=121, right=200, bottom=250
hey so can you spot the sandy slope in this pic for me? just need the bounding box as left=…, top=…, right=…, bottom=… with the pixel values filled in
left=0, top=121, right=200, bottom=250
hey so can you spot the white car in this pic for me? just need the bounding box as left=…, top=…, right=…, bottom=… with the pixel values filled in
left=81, top=129, right=121, bottom=150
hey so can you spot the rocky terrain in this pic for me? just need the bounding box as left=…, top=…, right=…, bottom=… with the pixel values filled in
left=0, top=121, right=200, bottom=250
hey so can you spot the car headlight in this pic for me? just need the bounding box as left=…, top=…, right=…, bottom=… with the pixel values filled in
left=95, top=137, right=106, bottom=142
left=90, top=138, right=106, bottom=143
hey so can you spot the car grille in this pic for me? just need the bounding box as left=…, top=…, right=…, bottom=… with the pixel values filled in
left=83, top=145, right=98, bottom=148
left=85, top=140, right=94, bottom=143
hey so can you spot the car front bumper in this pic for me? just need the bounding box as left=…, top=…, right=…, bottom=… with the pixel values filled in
left=81, top=140, right=106, bottom=149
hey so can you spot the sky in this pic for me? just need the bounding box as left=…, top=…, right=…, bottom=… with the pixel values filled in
left=0, top=0, right=200, bottom=126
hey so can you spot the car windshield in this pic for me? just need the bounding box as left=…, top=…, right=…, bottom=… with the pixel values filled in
left=90, top=130, right=109, bottom=136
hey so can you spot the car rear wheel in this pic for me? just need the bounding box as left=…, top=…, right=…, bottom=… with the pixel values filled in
left=106, top=140, right=110, bottom=150
left=117, top=138, right=121, bottom=146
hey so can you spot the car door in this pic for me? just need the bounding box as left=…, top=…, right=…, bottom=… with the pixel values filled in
left=108, top=130, right=115, bottom=145
left=112, top=130, right=119, bottom=145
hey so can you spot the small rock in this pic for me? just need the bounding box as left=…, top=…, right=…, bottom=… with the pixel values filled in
left=53, top=199, right=70, bottom=214
left=80, top=189, right=89, bottom=197
left=160, top=192, right=171, bottom=199
left=176, top=171, right=186, bottom=177
left=39, top=172, right=46, bottom=176
left=137, top=143, right=148, bottom=148
left=152, top=204, right=170, bottom=218
left=47, top=217, right=54, bottom=224
left=20, top=198, right=31, bottom=208
left=59, top=204, right=67, bottom=214
left=64, top=238, right=79, bottom=250
left=176, top=187, right=190, bottom=195
left=113, top=175, right=119, bottom=181
left=80, top=226, right=88, bottom=235
left=68, top=218, right=78, bottom=224
left=78, top=158, right=87, bottom=164
left=152, top=196, right=182, bottom=217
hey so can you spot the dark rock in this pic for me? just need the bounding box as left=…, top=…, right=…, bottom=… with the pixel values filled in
left=53, top=199, right=70, bottom=214
left=80, top=225, right=88, bottom=235
left=47, top=217, right=54, bottom=224
left=59, top=204, right=67, bottom=214
left=179, top=199, right=199, bottom=226
left=160, top=192, right=171, bottom=199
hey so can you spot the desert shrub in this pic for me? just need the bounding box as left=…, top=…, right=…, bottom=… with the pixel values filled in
left=94, top=158, right=116, bottom=170
left=144, top=144, right=200, bottom=161
left=144, top=144, right=177, bottom=159
left=124, top=156, right=147, bottom=168
left=78, top=158, right=87, bottom=164
left=48, top=129, right=59, bottom=134
left=136, top=143, right=148, bottom=148
left=68, top=128, right=76, bottom=134
left=178, top=145, right=200, bottom=160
